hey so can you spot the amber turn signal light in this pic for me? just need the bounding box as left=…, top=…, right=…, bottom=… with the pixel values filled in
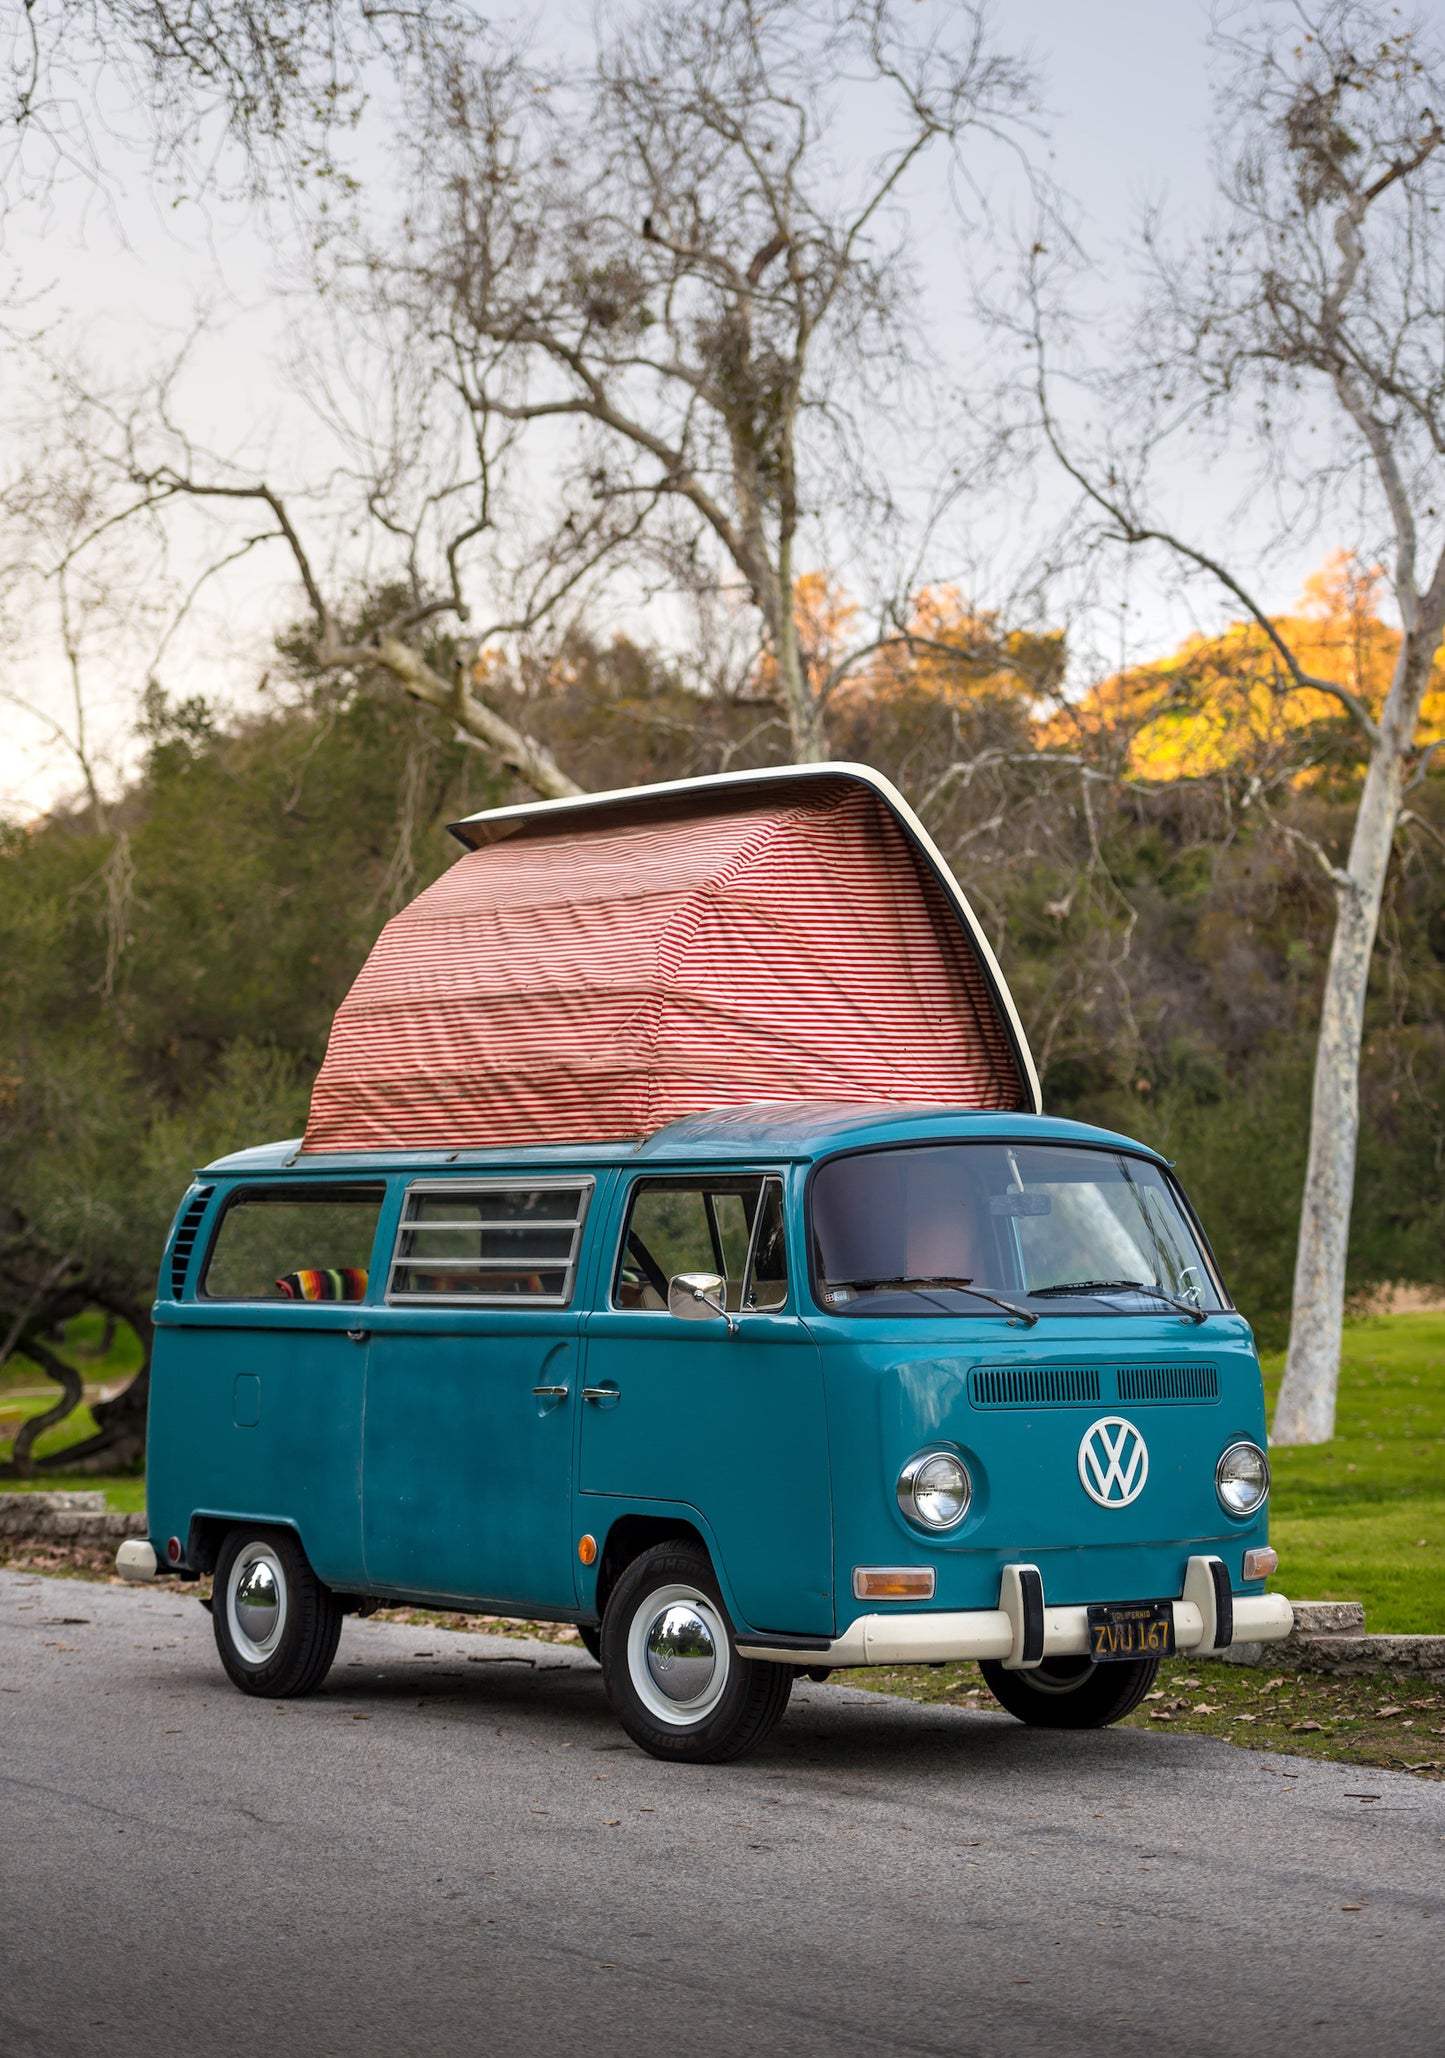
left=852, top=1567, right=936, bottom=1601
left=577, top=1533, right=598, bottom=1566
left=1242, top=1546, right=1277, bottom=1580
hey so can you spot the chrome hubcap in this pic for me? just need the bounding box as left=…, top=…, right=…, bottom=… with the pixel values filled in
left=626, top=1581, right=732, bottom=1728
left=227, top=1542, right=287, bottom=1665
left=235, top=1558, right=280, bottom=1644
left=644, top=1603, right=717, bottom=1703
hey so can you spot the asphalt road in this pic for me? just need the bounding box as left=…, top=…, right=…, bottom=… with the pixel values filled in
left=2, top=1569, right=1442, bottom=2058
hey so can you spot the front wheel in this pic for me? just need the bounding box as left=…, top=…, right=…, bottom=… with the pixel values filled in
left=600, top=1541, right=792, bottom=1763
left=212, top=1526, right=343, bottom=1698
left=979, top=1653, right=1160, bottom=1729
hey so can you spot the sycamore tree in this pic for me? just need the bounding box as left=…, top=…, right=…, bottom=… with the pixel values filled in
left=357, top=0, right=1040, bottom=764
left=51, top=0, right=1042, bottom=791
left=1030, top=0, right=1445, bottom=1443
left=1, top=2, right=454, bottom=204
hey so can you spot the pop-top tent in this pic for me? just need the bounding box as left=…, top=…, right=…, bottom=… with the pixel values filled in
left=301, top=763, right=1041, bottom=1153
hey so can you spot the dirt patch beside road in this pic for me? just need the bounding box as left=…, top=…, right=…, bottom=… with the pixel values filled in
left=837, top=1655, right=1445, bottom=1779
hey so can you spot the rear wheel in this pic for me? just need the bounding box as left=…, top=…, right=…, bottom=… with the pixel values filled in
left=979, top=1653, right=1160, bottom=1729
left=212, top=1526, right=343, bottom=1698
left=600, top=1540, right=792, bottom=1763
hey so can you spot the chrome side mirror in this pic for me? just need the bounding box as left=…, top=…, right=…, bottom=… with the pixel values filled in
left=668, top=1271, right=737, bottom=1337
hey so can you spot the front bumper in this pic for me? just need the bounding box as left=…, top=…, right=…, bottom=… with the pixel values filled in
left=736, top=1557, right=1294, bottom=1668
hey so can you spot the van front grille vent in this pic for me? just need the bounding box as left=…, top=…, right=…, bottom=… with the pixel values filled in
left=170, top=1187, right=214, bottom=1299
left=969, top=1365, right=1101, bottom=1409
left=1116, top=1363, right=1219, bottom=1403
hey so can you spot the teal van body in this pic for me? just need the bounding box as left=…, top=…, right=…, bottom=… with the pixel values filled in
left=146, top=1104, right=1282, bottom=1653
left=132, top=765, right=1292, bottom=1758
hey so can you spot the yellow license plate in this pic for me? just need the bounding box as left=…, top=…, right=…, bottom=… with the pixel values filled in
left=1086, top=1600, right=1176, bottom=1661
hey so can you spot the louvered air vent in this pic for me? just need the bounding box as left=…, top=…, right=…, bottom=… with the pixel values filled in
left=969, top=1365, right=1101, bottom=1408
left=169, top=1186, right=214, bottom=1299
left=1116, top=1363, right=1219, bottom=1403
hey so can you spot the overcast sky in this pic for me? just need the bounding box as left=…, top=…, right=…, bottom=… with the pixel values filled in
left=0, top=2, right=1335, bottom=818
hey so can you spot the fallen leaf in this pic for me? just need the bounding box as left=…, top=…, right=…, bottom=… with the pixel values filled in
left=1289, top=1720, right=1324, bottom=1733
left=1192, top=1703, right=1222, bottom=1715
left=1234, top=1713, right=1258, bottom=1723
left=1148, top=1709, right=1174, bottom=1721
left=1376, top=1706, right=1405, bottom=1719
left=1340, top=1905, right=1364, bottom=1913
left=1402, top=1761, right=1441, bottom=1772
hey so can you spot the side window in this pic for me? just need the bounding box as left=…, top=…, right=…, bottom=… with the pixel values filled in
left=615, top=1176, right=788, bottom=1314
left=202, top=1186, right=384, bottom=1302
left=388, top=1181, right=591, bottom=1305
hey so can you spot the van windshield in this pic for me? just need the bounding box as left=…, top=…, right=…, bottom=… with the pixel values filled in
left=809, top=1143, right=1224, bottom=1318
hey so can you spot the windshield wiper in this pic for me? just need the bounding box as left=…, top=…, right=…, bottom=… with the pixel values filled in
left=836, top=1277, right=1039, bottom=1326
left=1029, top=1278, right=1206, bottom=1324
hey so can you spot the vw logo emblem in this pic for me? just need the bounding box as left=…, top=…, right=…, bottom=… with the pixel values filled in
left=1077, top=1417, right=1149, bottom=1507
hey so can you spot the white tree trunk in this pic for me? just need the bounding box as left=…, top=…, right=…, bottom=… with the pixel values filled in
left=1272, top=860, right=1383, bottom=1443
left=1273, top=634, right=1435, bottom=1444
left=367, top=633, right=584, bottom=801
left=778, top=629, right=827, bottom=762
left=771, top=525, right=827, bottom=763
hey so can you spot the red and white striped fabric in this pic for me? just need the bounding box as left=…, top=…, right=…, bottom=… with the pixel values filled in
left=302, top=784, right=1027, bottom=1152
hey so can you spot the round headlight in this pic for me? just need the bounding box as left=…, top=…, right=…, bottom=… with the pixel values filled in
left=1215, top=1440, right=1270, bottom=1517
left=897, top=1449, right=972, bottom=1530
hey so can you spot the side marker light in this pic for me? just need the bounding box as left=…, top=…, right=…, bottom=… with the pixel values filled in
left=577, top=1534, right=598, bottom=1566
left=853, top=1567, right=936, bottom=1601
left=1242, top=1546, right=1277, bottom=1581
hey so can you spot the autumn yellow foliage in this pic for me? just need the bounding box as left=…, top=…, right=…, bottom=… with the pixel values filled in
left=758, top=573, right=1063, bottom=708
left=1049, top=554, right=1445, bottom=778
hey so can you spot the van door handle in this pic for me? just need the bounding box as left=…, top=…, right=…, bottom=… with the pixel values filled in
left=346, top=1329, right=368, bottom=1343
left=531, top=1385, right=570, bottom=1399
left=582, top=1384, right=620, bottom=1403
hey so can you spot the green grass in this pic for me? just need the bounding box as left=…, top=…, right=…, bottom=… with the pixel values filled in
left=1261, top=1312, right=1445, bottom=1632
left=0, top=1310, right=145, bottom=1510
left=0, top=1469, right=148, bottom=1513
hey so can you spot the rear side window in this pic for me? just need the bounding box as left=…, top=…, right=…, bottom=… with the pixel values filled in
left=615, top=1176, right=788, bottom=1313
left=387, top=1181, right=593, bottom=1305
left=202, top=1186, right=384, bottom=1302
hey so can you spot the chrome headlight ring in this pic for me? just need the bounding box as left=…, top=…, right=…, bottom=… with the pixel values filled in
left=896, top=1447, right=973, bottom=1531
left=1215, top=1439, right=1270, bottom=1518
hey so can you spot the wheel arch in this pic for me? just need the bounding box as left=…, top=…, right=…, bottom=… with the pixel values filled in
left=595, top=1513, right=710, bottom=1621
left=186, top=1511, right=304, bottom=1577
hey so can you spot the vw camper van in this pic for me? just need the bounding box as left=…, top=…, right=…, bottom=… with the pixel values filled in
left=120, top=766, right=1292, bottom=1762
